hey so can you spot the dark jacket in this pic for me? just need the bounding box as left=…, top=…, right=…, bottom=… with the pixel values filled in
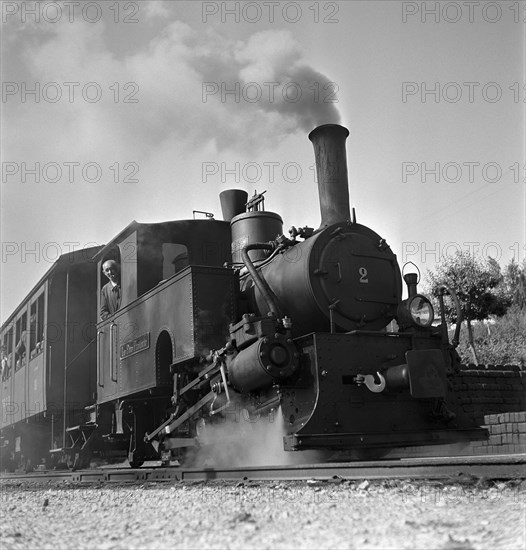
left=100, top=282, right=121, bottom=320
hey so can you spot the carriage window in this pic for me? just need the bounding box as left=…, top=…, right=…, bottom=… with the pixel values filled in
left=30, top=294, right=45, bottom=357
left=30, top=303, right=37, bottom=353
left=37, top=295, right=44, bottom=349
left=15, top=312, right=27, bottom=371
left=162, top=243, right=189, bottom=279
left=1, top=328, right=13, bottom=381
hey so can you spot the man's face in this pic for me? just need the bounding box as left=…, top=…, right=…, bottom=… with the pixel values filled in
left=103, top=263, right=119, bottom=284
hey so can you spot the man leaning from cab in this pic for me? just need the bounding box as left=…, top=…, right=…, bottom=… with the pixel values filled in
left=100, top=260, right=121, bottom=320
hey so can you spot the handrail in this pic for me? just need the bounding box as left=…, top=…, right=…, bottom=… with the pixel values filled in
left=65, top=337, right=96, bottom=370
left=110, top=323, right=118, bottom=382
left=97, top=331, right=104, bottom=387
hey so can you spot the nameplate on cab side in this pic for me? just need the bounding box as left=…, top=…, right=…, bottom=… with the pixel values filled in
left=120, top=332, right=150, bottom=360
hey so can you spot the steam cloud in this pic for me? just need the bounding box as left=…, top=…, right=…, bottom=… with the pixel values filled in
left=6, top=22, right=341, bottom=158
left=136, top=25, right=342, bottom=153
left=185, top=398, right=324, bottom=469
left=232, top=30, right=342, bottom=134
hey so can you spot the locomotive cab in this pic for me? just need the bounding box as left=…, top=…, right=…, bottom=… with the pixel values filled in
left=91, top=218, right=237, bottom=467
left=94, top=217, right=235, bottom=392
left=96, top=219, right=232, bottom=320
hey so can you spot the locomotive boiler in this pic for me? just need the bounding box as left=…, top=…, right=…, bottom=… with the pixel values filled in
left=0, top=123, right=486, bottom=471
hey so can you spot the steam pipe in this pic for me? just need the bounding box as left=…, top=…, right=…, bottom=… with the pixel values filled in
left=308, top=124, right=351, bottom=229
left=241, top=243, right=283, bottom=318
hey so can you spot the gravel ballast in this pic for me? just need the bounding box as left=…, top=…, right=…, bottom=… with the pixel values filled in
left=1, top=478, right=524, bottom=549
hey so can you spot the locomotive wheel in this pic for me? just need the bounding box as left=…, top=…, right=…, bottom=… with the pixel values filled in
left=128, top=448, right=144, bottom=469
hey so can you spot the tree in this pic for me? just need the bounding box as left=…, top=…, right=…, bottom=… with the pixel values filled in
left=426, top=251, right=509, bottom=365
left=501, top=258, right=526, bottom=310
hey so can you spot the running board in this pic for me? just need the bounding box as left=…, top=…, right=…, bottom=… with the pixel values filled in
left=283, top=428, right=488, bottom=451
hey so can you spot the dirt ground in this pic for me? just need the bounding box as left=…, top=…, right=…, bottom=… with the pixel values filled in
left=1, top=478, right=525, bottom=549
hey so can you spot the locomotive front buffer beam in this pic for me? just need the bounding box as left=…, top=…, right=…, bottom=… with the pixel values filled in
left=279, top=332, right=488, bottom=454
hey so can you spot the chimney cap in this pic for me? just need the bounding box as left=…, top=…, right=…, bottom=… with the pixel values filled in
left=308, top=124, right=349, bottom=142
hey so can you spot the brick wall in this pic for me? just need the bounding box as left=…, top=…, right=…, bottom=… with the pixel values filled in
left=391, top=365, right=526, bottom=458
left=451, top=364, right=526, bottom=423
left=451, top=365, right=526, bottom=455
left=470, top=411, right=526, bottom=455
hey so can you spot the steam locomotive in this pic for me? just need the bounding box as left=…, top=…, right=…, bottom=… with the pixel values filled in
left=0, top=124, right=485, bottom=470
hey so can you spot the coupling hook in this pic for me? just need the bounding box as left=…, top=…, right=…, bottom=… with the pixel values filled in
left=354, top=372, right=386, bottom=393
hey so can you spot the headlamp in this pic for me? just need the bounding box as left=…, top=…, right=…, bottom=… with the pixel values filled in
left=397, top=294, right=434, bottom=329
left=407, top=295, right=434, bottom=328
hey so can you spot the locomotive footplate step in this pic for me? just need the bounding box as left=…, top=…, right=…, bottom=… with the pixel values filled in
left=66, top=423, right=96, bottom=433
left=49, top=447, right=78, bottom=455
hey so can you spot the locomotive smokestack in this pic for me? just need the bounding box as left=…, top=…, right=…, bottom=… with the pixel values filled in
left=308, top=124, right=351, bottom=228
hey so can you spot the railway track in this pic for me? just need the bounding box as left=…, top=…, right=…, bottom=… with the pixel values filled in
left=1, top=454, right=525, bottom=484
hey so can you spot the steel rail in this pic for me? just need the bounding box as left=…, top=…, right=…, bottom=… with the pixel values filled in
left=1, top=455, right=524, bottom=484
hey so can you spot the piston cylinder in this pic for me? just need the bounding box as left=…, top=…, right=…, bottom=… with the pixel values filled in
left=227, top=334, right=297, bottom=393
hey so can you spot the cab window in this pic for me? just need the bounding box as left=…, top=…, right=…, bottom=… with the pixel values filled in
left=162, top=243, right=189, bottom=279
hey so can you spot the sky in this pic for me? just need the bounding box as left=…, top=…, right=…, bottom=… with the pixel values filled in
left=1, top=0, right=525, bottom=324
